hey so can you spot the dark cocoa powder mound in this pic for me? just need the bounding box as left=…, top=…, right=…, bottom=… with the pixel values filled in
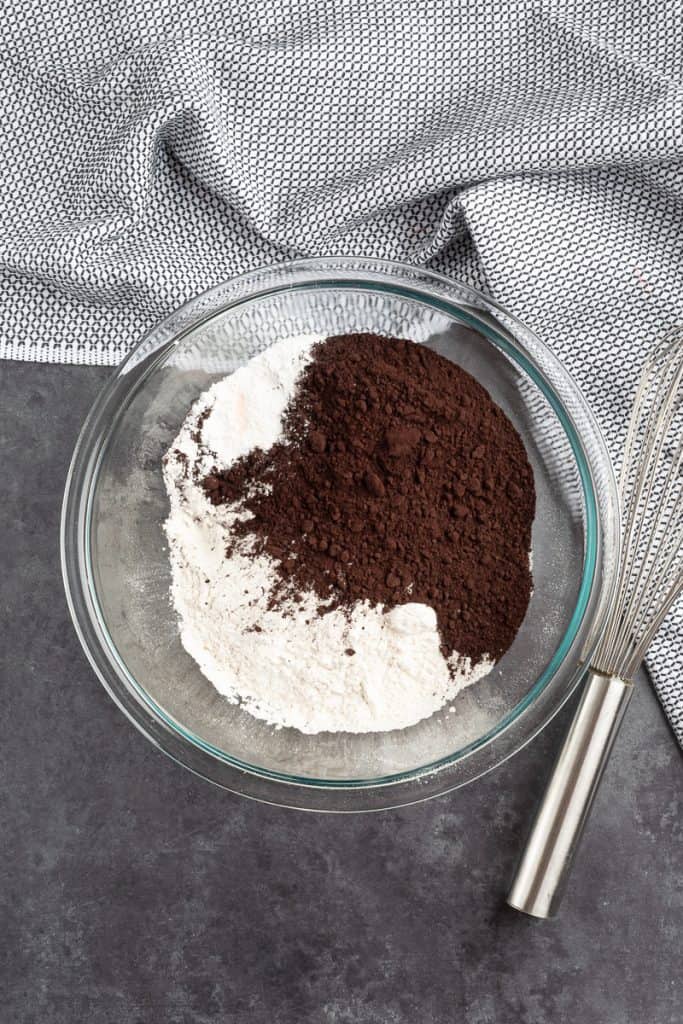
left=203, top=333, right=535, bottom=665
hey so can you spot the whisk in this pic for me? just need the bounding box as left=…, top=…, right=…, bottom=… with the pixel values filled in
left=508, top=327, right=683, bottom=918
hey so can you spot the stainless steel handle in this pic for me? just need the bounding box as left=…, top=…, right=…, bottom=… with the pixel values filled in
left=507, top=670, right=634, bottom=918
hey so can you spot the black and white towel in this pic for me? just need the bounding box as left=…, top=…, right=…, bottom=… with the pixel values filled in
left=2, top=0, right=681, bottom=741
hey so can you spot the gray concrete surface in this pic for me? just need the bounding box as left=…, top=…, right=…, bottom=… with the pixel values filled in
left=1, top=360, right=681, bottom=1024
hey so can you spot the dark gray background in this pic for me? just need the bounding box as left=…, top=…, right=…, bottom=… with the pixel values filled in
left=1, top=362, right=681, bottom=1024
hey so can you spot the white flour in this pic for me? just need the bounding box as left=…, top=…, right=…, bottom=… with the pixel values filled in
left=163, top=334, right=493, bottom=734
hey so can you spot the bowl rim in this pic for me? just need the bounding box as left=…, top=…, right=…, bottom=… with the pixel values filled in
left=61, top=256, right=619, bottom=810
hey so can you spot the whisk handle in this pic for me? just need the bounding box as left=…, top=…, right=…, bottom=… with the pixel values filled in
left=507, top=670, right=634, bottom=918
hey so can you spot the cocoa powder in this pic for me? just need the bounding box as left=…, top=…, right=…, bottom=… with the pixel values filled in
left=203, top=333, right=534, bottom=665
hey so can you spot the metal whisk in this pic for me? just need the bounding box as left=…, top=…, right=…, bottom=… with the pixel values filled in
left=508, top=327, right=683, bottom=918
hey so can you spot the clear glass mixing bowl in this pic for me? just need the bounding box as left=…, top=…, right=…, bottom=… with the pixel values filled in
left=61, top=258, right=619, bottom=810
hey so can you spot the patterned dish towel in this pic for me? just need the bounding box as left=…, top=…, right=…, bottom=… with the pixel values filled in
left=1, top=1, right=681, bottom=742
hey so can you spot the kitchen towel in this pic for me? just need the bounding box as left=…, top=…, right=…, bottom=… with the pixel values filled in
left=1, top=0, right=682, bottom=742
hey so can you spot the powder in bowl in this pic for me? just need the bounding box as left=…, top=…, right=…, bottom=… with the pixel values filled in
left=163, top=332, right=534, bottom=734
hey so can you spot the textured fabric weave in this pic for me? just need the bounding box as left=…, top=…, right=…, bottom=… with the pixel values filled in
left=1, top=1, right=681, bottom=741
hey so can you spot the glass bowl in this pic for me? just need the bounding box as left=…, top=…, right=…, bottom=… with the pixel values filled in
left=61, top=258, right=619, bottom=810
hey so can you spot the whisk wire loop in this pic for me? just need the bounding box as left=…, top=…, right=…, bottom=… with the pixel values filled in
left=592, top=328, right=683, bottom=680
